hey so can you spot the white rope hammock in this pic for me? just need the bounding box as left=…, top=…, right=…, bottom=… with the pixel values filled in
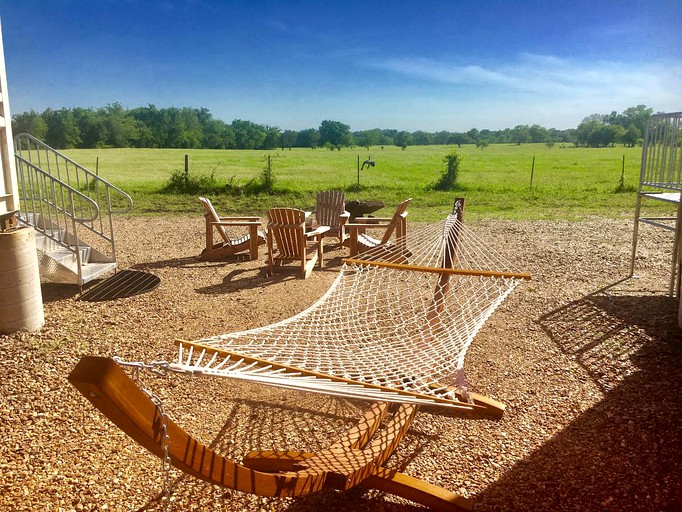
left=172, top=204, right=529, bottom=410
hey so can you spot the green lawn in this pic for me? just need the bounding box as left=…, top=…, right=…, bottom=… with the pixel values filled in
left=62, top=144, right=669, bottom=222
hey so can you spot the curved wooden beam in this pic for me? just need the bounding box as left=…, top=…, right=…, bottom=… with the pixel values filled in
left=68, top=356, right=326, bottom=497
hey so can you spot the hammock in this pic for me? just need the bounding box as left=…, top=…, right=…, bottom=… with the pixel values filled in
left=68, top=198, right=529, bottom=511
left=171, top=198, right=530, bottom=415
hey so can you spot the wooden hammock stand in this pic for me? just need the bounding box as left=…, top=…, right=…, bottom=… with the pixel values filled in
left=69, top=356, right=502, bottom=511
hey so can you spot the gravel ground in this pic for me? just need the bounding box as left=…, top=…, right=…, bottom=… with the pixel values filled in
left=1, top=215, right=681, bottom=512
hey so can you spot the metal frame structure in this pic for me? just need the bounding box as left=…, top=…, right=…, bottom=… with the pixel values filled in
left=629, top=112, right=682, bottom=297
left=0, top=20, right=19, bottom=230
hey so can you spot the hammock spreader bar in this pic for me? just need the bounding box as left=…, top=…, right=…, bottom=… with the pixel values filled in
left=173, top=340, right=505, bottom=418
left=342, top=258, right=532, bottom=281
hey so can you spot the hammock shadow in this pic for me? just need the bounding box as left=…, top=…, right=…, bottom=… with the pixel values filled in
left=472, top=277, right=682, bottom=511
left=135, top=390, right=443, bottom=511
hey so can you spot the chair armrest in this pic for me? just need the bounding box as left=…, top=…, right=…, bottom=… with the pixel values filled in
left=211, top=221, right=262, bottom=227
left=218, top=216, right=261, bottom=221
left=306, top=226, right=330, bottom=237
left=346, top=221, right=392, bottom=229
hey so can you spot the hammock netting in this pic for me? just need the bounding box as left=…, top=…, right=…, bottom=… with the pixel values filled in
left=172, top=207, right=527, bottom=410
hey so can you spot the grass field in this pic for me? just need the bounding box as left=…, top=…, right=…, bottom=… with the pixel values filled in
left=62, top=143, right=671, bottom=221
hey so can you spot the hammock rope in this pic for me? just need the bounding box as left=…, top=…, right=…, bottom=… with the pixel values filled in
left=172, top=206, right=529, bottom=410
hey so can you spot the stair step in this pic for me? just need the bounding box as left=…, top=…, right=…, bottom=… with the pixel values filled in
left=79, top=262, right=118, bottom=284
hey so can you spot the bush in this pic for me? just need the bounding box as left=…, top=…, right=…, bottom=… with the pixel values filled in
left=162, top=168, right=219, bottom=195
left=433, top=149, right=463, bottom=191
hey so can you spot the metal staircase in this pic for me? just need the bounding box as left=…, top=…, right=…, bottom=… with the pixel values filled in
left=14, top=133, right=133, bottom=286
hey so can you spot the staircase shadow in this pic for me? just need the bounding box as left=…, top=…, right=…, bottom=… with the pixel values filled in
left=40, top=282, right=82, bottom=303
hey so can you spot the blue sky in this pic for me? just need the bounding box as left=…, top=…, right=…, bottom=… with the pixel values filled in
left=1, top=0, right=680, bottom=132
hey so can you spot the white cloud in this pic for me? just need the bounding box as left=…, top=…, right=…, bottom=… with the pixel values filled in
left=366, top=53, right=682, bottom=115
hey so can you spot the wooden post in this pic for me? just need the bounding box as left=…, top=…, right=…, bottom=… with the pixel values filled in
left=184, top=154, right=189, bottom=189
left=530, top=156, right=535, bottom=187
left=621, top=155, right=625, bottom=188
left=357, top=155, right=360, bottom=188
left=428, top=198, right=465, bottom=324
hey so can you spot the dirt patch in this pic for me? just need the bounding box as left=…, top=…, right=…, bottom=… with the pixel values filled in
left=1, top=215, right=680, bottom=511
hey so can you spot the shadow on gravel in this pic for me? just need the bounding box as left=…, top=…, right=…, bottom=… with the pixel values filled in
left=134, top=396, right=440, bottom=512
left=474, top=279, right=682, bottom=511
left=131, top=255, right=233, bottom=270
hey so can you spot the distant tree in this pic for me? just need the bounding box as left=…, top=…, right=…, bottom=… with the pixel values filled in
left=44, top=108, right=81, bottom=148
left=280, top=129, right=297, bottom=149
left=510, top=125, right=531, bottom=145
left=622, top=124, right=639, bottom=147
left=432, top=131, right=452, bottom=145
left=262, top=126, right=282, bottom=150
left=575, top=119, right=601, bottom=146
left=231, top=119, right=266, bottom=149
left=479, top=129, right=493, bottom=142
left=447, top=133, right=472, bottom=147
left=98, top=103, right=138, bottom=148
left=466, top=128, right=480, bottom=144
left=12, top=110, right=48, bottom=140
left=529, top=124, right=549, bottom=143
left=393, top=130, right=411, bottom=149
left=319, top=120, right=352, bottom=148
left=411, top=130, right=431, bottom=145
left=295, top=128, right=320, bottom=148
left=620, top=104, right=653, bottom=135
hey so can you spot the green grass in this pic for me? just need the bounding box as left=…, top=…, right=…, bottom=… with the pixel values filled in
left=62, top=144, right=672, bottom=222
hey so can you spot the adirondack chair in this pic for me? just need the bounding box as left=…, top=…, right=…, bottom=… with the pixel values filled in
left=346, top=198, right=412, bottom=256
left=198, top=197, right=265, bottom=261
left=314, top=190, right=350, bottom=246
left=266, top=207, right=330, bottom=278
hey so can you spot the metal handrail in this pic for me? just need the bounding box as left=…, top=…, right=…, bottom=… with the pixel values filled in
left=14, top=133, right=134, bottom=270
left=15, top=156, right=102, bottom=286
left=14, top=133, right=133, bottom=213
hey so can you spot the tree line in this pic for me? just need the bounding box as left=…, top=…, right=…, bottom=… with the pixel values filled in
left=11, top=103, right=654, bottom=150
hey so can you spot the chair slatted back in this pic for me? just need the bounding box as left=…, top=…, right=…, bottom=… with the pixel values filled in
left=379, top=198, right=412, bottom=244
left=316, top=190, right=345, bottom=231
left=199, top=196, right=231, bottom=244
left=267, top=208, right=307, bottom=258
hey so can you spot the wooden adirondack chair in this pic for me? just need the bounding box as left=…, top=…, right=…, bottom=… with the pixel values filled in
left=266, top=207, right=330, bottom=278
left=346, top=198, right=412, bottom=256
left=199, top=197, right=265, bottom=261
left=315, top=190, right=350, bottom=246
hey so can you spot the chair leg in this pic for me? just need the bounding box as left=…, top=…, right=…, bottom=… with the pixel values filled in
left=317, top=236, right=324, bottom=268
left=249, top=225, right=259, bottom=260
left=205, top=214, right=214, bottom=252
left=266, top=232, right=274, bottom=276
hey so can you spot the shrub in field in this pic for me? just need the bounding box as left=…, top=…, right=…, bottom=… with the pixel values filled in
left=433, top=149, right=463, bottom=191
left=162, top=167, right=219, bottom=195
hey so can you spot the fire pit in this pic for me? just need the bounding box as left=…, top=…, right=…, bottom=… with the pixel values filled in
left=345, top=200, right=384, bottom=222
